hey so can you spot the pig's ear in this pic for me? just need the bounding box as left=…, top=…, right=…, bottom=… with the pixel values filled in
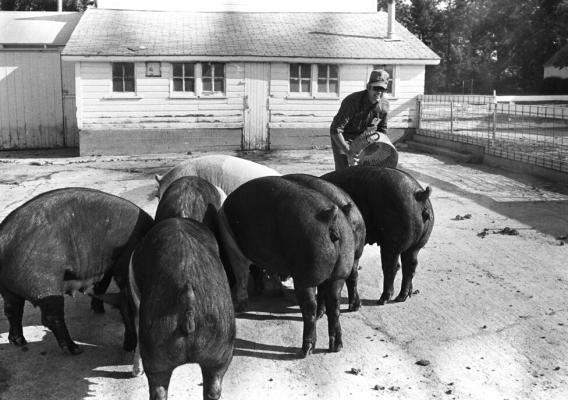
left=317, top=204, right=339, bottom=223
left=155, top=174, right=163, bottom=184
left=88, top=293, right=121, bottom=308
left=415, top=186, right=431, bottom=202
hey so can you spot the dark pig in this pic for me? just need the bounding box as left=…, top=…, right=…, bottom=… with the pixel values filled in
left=218, top=176, right=355, bottom=357
left=0, top=188, right=154, bottom=354
left=129, top=218, right=235, bottom=400
left=282, top=173, right=366, bottom=314
left=154, top=176, right=223, bottom=231
left=321, top=166, right=434, bottom=305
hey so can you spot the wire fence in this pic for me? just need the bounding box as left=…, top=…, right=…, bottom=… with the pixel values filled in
left=416, top=95, right=568, bottom=173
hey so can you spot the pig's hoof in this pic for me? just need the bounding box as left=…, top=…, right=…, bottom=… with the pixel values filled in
left=300, top=342, right=314, bottom=358
left=90, top=299, right=105, bottom=314
left=348, top=298, right=361, bottom=312
left=132, top=366, right=144, bottom=377
left=329, top=338, right=343, bottom=353
left=316, top=306, right=326, bottom=320
left=394, top=293, right=409, bottom=303
left=8, top=334, right=27, bottom=347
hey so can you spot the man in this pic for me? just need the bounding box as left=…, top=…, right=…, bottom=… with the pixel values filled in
left=330, top=69, right=390, bottom=170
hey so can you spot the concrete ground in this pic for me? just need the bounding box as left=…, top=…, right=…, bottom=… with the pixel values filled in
left=0, top=147, right=567, bottom=400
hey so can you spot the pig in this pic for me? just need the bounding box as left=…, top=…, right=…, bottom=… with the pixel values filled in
left=218, top=176, right=355, bottom=357
left=282, top=173, right=366, bottom=315
left=0, top=187, right=154, bottom=355
left=129, top=217, right=235, bottom=400
left=155, top=154, right=280, bottom=199
left=321, top=166, right=434, bottom=305
left=154, top=176, right=223, bottom=230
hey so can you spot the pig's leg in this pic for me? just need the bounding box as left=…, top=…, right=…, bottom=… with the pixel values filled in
left=201, top=361, right=230, bottom=400
left=295, top=286, right=318, bottom=358
left=90, top=269, right=113, bottom=314
left=322, top=279, right=345, bottom=353
left=316, top=284, right=326, bottom=320
left=378, top=250, right=400, bottom=305
left=118, top=288, right=137, bottom=352
left=395, top=247, right=419, bottom=303
left=2, top=290, right=27, bottom=346
left=346, top=258, right=361, bottom=312
left=37, top=295, right=82, bottom=355
left=146, top=370, right=173, bottom=400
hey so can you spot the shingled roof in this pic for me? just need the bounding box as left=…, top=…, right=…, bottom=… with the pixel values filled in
left=62, top=8, right=440, bottom=64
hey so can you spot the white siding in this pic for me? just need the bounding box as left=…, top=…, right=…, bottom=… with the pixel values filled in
left=544, top=66, right=568, bottom=79
left=268, top=63, right=425, bottom=129
left=77, top=61, right=245, bottom=130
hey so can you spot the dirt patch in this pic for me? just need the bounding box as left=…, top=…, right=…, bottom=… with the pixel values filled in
left=1, top=148, right=568, bottom=400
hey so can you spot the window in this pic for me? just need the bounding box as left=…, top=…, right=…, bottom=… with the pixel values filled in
left=373, top=64, right=394, bottom=94
left=112, top=63, right=135, bottom=92
left=202, top=62, right=225, bottom=94
left=172, top=63, right=195, bottom=92
left=290, top=63, right=312, bottom=93
left=317, top=64, right=339, bottom=94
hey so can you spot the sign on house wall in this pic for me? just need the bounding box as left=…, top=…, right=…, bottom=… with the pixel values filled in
left=96, top=0, right=377, bottom=12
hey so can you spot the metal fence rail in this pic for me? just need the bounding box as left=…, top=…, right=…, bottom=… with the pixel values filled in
left=417, top=95, right=568, bottom=173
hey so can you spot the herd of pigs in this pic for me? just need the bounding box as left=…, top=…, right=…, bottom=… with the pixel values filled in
left=0, top=154, right=434, bottom=400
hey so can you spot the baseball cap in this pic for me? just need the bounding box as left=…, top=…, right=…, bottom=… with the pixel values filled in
left=368, top=69, right=389, bottom=89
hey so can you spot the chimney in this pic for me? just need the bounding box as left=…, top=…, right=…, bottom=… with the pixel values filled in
left=387, top=0, right=395, bottom=39
left=57, top=0, right=62, bottom=12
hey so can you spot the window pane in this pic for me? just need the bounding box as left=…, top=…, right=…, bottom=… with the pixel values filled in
left=124, top=63, right=134, bottom=78
left=112, top=78, right=123, bottom=92
left=318, top=80, right=326, bottom=93
left=202, top=63, right=212, bottom=77
left=124, top=78, right=135, bottom=92
left=214, top=78, right=224, bottom=92
left=112, top=63, right=123, bottom=76
left=173, top=63, right=182, bottom=77
left=301, top=80, right=310, bottom=92
left=184, top=63, right=194, bottom=77
left=173, top=78, right=183, bottom=91
left=329, top=81, right=338, bottom=93
left=185, top=78, right=194, bottom=92
left=203, top=79, right=212, bottom=91
left=290, top=64, right=299, bottom=79
left=300, top=64, right=310, bottom=78
left=214, top=63, right=224, bottom=77
left=329, top=65, right=338, bottom=78
left=318, top=64, right=326, bottom=77
left=290, top=80, right=299, bottom=92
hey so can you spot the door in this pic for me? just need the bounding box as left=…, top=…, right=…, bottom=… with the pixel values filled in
left=243, top=63, right=270, bottom=150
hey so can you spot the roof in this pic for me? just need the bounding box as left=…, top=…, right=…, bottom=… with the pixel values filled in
left=544, top=42, right=568, bottom=69
left=62, top=8, right=440, bottom=64
left=0, top=12, right=82, bottom=46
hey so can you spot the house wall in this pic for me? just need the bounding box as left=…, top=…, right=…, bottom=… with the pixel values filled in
left=544, top=65, right=568, bottom=79
left=268, top=63, right=425, bottom=149
left=0, top=50, right=69, bottom=150
left=76, top=60, right=426, bottom=155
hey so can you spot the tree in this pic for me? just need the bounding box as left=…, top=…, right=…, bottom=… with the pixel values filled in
left=1, top=0, right=91, bottom=10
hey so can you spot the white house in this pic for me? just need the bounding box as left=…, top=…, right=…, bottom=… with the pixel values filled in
left=62, top=0, right=440, bottom=155
left=0, top=11, right=81, bottom=150
left=544, top=43, right=568, bottom=80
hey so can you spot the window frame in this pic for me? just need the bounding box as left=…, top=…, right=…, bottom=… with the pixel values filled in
left=169, top=62, right=226, bottom=98
left=111, top=62, right=136, bottom=94
left=172, top=62, right=196, bottom=95
left=288, top=63, right=340, bottom=98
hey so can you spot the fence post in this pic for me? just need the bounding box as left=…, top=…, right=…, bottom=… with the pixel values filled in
left=416, top=98, right=422, bottom=132
left=492, top=91, right=497, bottom=141
left=450, top=100, right=454, bottom=135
